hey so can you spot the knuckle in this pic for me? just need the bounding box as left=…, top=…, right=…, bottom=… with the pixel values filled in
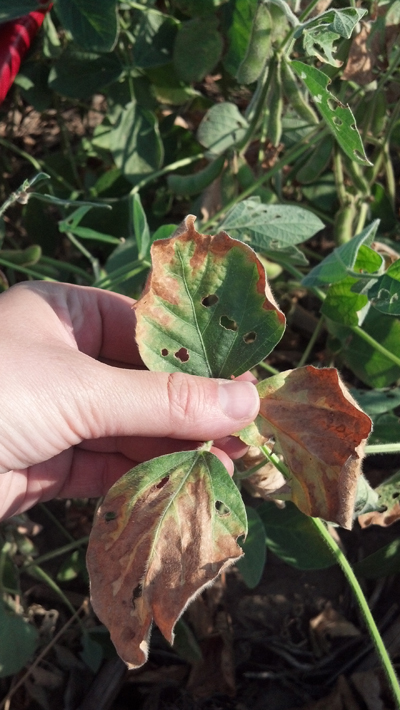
left=166, top=372, right=204, bottom=428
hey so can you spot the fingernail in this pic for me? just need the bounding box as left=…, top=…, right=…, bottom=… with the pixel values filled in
left=218, top=381, right=259, bottom=421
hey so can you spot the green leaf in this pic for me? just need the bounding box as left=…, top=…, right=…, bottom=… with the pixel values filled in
left=329, top=309, right=400, bottom=388
left=218, top=197, right=324, bottom=250
left=54, top=0, right=118, bottom=52
left=0, top=600, right=38, bottom=677
left=353, top=474, right=380, bottom=518
left=291, top=61, right=371, bottom=166
left=297, top=8, right=367, bottom=66
left=351, top=387, right=400, bottom=416
left=368, top=412, right=400, bottom=446
left=258, top=502, right=335, bottom=570
left=133, top=215, right=285, bottom=378
left=197, top=102, right=249, bottom=157
left=0, top=1, right=39, bottom=23
left=134, top=12, right=178, bottom=68
left=321, top=245, right=383, bottom=326
left=302, top=221, right=380, bottom=286
left=48, top=49, right=122, bottom=99
left=236, top=506, right=266, bottom=588
left=368, top=261, right=400, bottom=316
left=110, top=101, right=164, bottom=184
left=173, top=17, right=223, bottom=83
left=167, top=155, right=225, bottom=196
left=131, top=193, right=151, bottom=261
left=80, top=631, right=104, bottom=673
left=353, top=539, right=400, bottom=579
left=87, top=449, right=247, bottom=668
left=223, top=0, right=259, bottom=76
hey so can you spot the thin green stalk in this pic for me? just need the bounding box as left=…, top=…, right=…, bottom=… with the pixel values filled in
left=258, top=360, right=280, bottom=375
left=40, top=255, right=94, bottom=284
left=38, top=503, right=74, bottom=542
left=23, top=536, right=90, bottom=569
left=0, top=137, right=76, bottom=193
left=259, top=446, right=400, bottom=705
left=279, top=0, right=321, bottom=52
left=297, top=316, right=325, bottom=368
left=128, top=153, right=205, bottom=197
left=333, top=148, right=347, bottom=208
left=275, top=261, right=400, bottom=372
left=203, top=126, right=327, bottom=230
left=0, top=257, right=57, bottom=282
left=237, top=61, right=275, bottom=154
left=65, top=231, right=101, bottom=280
left=365, top=443, right=400, bottom=455
left=312, top=517, right=400, bottom=706
left=28, top=565, right=79, bottom=618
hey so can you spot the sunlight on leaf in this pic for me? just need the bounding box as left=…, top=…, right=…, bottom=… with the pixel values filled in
left=87, top=450, right=247, bottom=668
left=238, top=366, right=372, bottom=528
left=134, top=215, right=285, bottom=378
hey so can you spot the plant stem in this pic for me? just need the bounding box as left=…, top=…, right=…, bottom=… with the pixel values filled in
left=65, top=231, right=101, bottom=280
left=0, top=257, right=57, bottom=282
left=365, top=443, right=400, bottom=455
left=259, top=446, right=400, bottom=705
left=311, top=517, right=400, bottom=707
left=203, top=126, right=327, bottom=230
left=258, top=360, right=280, bottom=375
left=297, top=315, right=325, bottom=367
left=27, top=565, right=78, bottom=617
left=128, top=153, right=205, bottom=197
left=23, top=536, right=90, bottom=569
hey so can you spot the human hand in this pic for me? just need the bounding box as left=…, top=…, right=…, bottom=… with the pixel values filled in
left=0, top=282, right=259, bottom=521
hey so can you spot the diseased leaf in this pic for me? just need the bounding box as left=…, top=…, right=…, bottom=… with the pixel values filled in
left=359, top=470, right=400, bottom=528
left=218, top=197, right=324, bottom=250
left=302, top=221, right=380, bottom=286
left=133, top=215, right=285, bottom=378
left=291, top=61, right=371, bottom=166
left=297, top=8, right=367, bottom=67
left=239, top=366, right=372, bottom=528
left=87, top=450, right=246, bottom=668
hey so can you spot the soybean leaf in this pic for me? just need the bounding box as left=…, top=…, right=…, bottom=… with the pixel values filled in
left=87, top=450, right=247, bottom=668
left=0, top=1, right=39, bottom=23
left=133, top=215, right=286, bottom=378
left=223, top=0, right=259, bottom=76
left=351, top=387, right=400, bottom=416
left=239, top=366, right=372, bottom=528
left=329, top=309, right=400, bottom=388
left=80, top=631, right=103, bottom=673
left=353, top=474, right=381, bottom=518
left=48, top=50, right=122, bottom=99
left=0, top=601, right=38, bottom=677
left=302, top=220, right=380, bottom=287
left=218, top=197, right=324, bottom=250
left=354, top=540, right=400, bottom=579
left=110, top=101, right=164, bottom=185
left=131, top=194, right=150, bottom=261
left=368, top=412, right=400, bottom=446
left=134, top=12, right=178, bottom=68
left=197, top=103, right=249, bottom=157
left=257, top=501, right=335, bottom=570
left=168, top=155, right=225, bottom=196
left=321, top=245, right=383, bottom=326
left=173, top=17, right=223, bottom=83
left=53, top=0, right=118, bottom=52
left=291, top=61, right=371, bottom=166
left=236, top=506, right=266, bottom=588
left=368, top=260, right=400, bottom=316
left=359, top=471, right=400, bottom=528
left=298, top=8, right=367, bottom=67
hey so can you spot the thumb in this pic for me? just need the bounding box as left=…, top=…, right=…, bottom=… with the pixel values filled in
left=77, top=365, right=260, bottom=442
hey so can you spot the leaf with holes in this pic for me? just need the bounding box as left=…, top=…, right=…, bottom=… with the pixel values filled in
left=218, top=197, right=324, bottom=249
left=133, top=215, right=286, bottom=378
left=291, top=61, right=371, bottom=166
left=87, top=449, right=246, bottom=668
left=238, top=366, right=372, bottom=528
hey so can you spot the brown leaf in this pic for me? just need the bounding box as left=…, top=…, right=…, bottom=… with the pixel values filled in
left=359, top=470, right=400, bottom=528
left=87, top=450, right=246, bottom=669
left=239, top=366, right=372, bottom=528
left=239, top=447, right=289, bottom=500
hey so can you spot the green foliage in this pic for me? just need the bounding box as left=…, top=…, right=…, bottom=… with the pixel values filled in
left=0, top=600, right=38, bottom=677
left=236, top=506, right=267, bottom=587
